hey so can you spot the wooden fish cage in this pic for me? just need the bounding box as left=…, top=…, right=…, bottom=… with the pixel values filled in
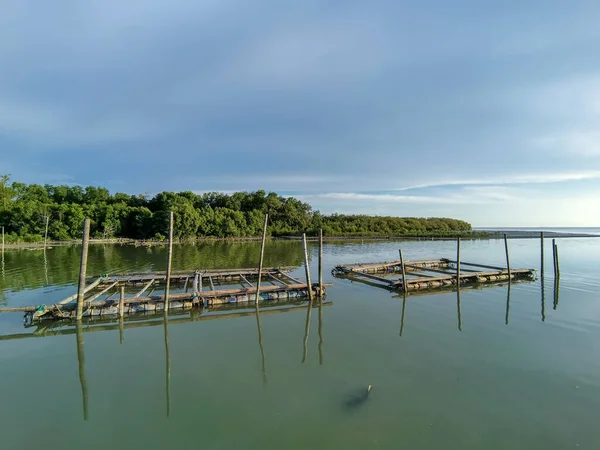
left=332, top=258, right=536, bottom=292
left=0, top=266, right=330, bottom=321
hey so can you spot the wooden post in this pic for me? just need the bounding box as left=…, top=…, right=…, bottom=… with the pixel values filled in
left=540, top=231, right=544, bottom=275
left=44, top=215, right=49, bottom=249
left=456, top=237, right=461, bottom=286
left=164, top=211, right=174, bottom=312
left=318, top=229, right=323, bottom=297
left=76, top=219, right=91, bottom=321
left=255, top=214, right=268, bottom=305
left=302, top=233, right=313, bottom=301
left=552, top=239, right=560, bottom=278
left=504, top=234, right=511, bottom=282
left=119, top=285, right=125, bottom=318
left=399, top=249, right=407, bottom=293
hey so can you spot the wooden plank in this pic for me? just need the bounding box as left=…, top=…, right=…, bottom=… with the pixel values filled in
left=404, top=264, right=457, bottom=276
left=135, top=279, right=155, bottom=298
left=443, top=260, right=507, bottom=271
left=347, top=269, right=394, bottom=285
left=277, top=270, right=303, bottom=285
left=268, top=273, right=287, bottom=287
left=58, top=277, right=104, bottom=305
left=240, top=274, right=253, bottom=287
left=84, top=281, right=119, bottom=303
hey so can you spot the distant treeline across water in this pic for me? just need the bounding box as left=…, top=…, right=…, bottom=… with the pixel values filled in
left=0, top=175, right=474, bottom=242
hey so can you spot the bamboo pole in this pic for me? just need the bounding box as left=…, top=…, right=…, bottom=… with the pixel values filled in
left=255, top=214, right=268, bottom=304
left=318, top=229, right=323, bottom=297
left=119, top=285, right=125, bottom=344
left=164, top=211, right=174, bottom=312
left=76, top=219, right=91, bottom=320
left=302, top=233, right=313, bottom=301
left=44, top=215, right=49, bottom=249
left=76, top=320, right=89, bottom=421
left=456, top=237, right=461, bottom=286
left=399, top=249, right=407, bottom=293
left=504, top=234, right=511, bottom=283
left=119, top=286, right=125, bottom=318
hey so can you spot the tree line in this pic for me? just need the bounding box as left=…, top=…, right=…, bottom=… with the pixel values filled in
left=0, top=175, right=473, bottom=242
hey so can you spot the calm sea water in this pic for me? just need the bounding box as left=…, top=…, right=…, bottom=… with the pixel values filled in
left=1, top=237, right=600, bottom=449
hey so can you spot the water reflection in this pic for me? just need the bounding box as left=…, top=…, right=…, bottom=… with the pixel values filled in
left=164, top=313, right=171, bottom=418
left=255, top=302, right=267, bottom=384
left=318, top=298, right=324, bottom=365
left=302, top=297, right=313, bottom=363
left=399, top=294, right=406, bottom=337
left=554, top=276, right=560, bottom=310
left=75, top=321, right=89, bottom=421
left=541, top=273, right=546, bottom=322
left=457, top=288, right=462, bottom=332
left=505, top=283, right=511, bottom=325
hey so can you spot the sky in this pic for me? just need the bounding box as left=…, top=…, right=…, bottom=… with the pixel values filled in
left=1, top=0, right=600, bottom=227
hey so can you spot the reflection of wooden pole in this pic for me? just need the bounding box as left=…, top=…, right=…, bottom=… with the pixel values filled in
left=164, top=211, right=174, bottom=312
left=553, top=275, right=560, bottom=310
left=1, top=226, right=4, bottom=254
left=399, top=249, right=407, bottom=293
left=302, top=233, right=313, bottom=301
left=255, top=303, right=267, bottom=383
left=457, top=288, right=462, bottom=332
left=504, top=234, right=511, bottom=283
left=302, top=297, right=313, bottom=363
left=399, top=294, right=406, bottom=336
left=552, top=239, right=560, bottom=278
left=318, top=297, right=323, bottom=366
left=163, top=313, right=171, bottom=418
left=540, top=232, right=544, bottom=275
left=552, top=239, right=557, bottom=278
left=318, top=229, right=323, bottom=297
left=255, top=214, right=268, bottom=305
left=76, top=219, right=91, bottom=321
left=456, top=238, right=461, bottom=286
left=505, top=282, right=511, bottom=325
left=541, top=272, right=546, bottom=322
left=76, top=320, right=89, bottom=421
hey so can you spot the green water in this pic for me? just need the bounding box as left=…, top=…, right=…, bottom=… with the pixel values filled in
left=1, top=238, right=600, bottom=449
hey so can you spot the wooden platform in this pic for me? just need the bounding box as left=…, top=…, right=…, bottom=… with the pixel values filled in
left=0, top=266, right=330, bottom=321
left=332, top=258, right=536, bottom=292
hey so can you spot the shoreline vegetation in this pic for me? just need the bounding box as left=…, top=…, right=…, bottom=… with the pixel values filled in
left=1, top=175, right=478, bottom=244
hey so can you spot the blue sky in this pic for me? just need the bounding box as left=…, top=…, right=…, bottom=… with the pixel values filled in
left=1, top=0, right=599, bottom=226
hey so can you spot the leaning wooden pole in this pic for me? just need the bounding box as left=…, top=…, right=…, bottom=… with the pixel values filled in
left=456, top=237, right=461, bottom=286
left=302, top=233, right=313, bottom=301
left=255, top=214, right=268, bottom=305
left=399, top=249, right=407, bottom=293
left=164, top=211, right=174, bottom=312
left=76, top=219, right=91, bottom=320
left=504, top=234, right=511, bottom=283
left=318, top=229, right=323, bottom=297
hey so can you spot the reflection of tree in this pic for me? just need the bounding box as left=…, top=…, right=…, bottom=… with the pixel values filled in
left=0, top=241, right=304, bottom=294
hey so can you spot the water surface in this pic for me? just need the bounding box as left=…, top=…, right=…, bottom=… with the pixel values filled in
left=1, top=238, right=600, bottom=449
